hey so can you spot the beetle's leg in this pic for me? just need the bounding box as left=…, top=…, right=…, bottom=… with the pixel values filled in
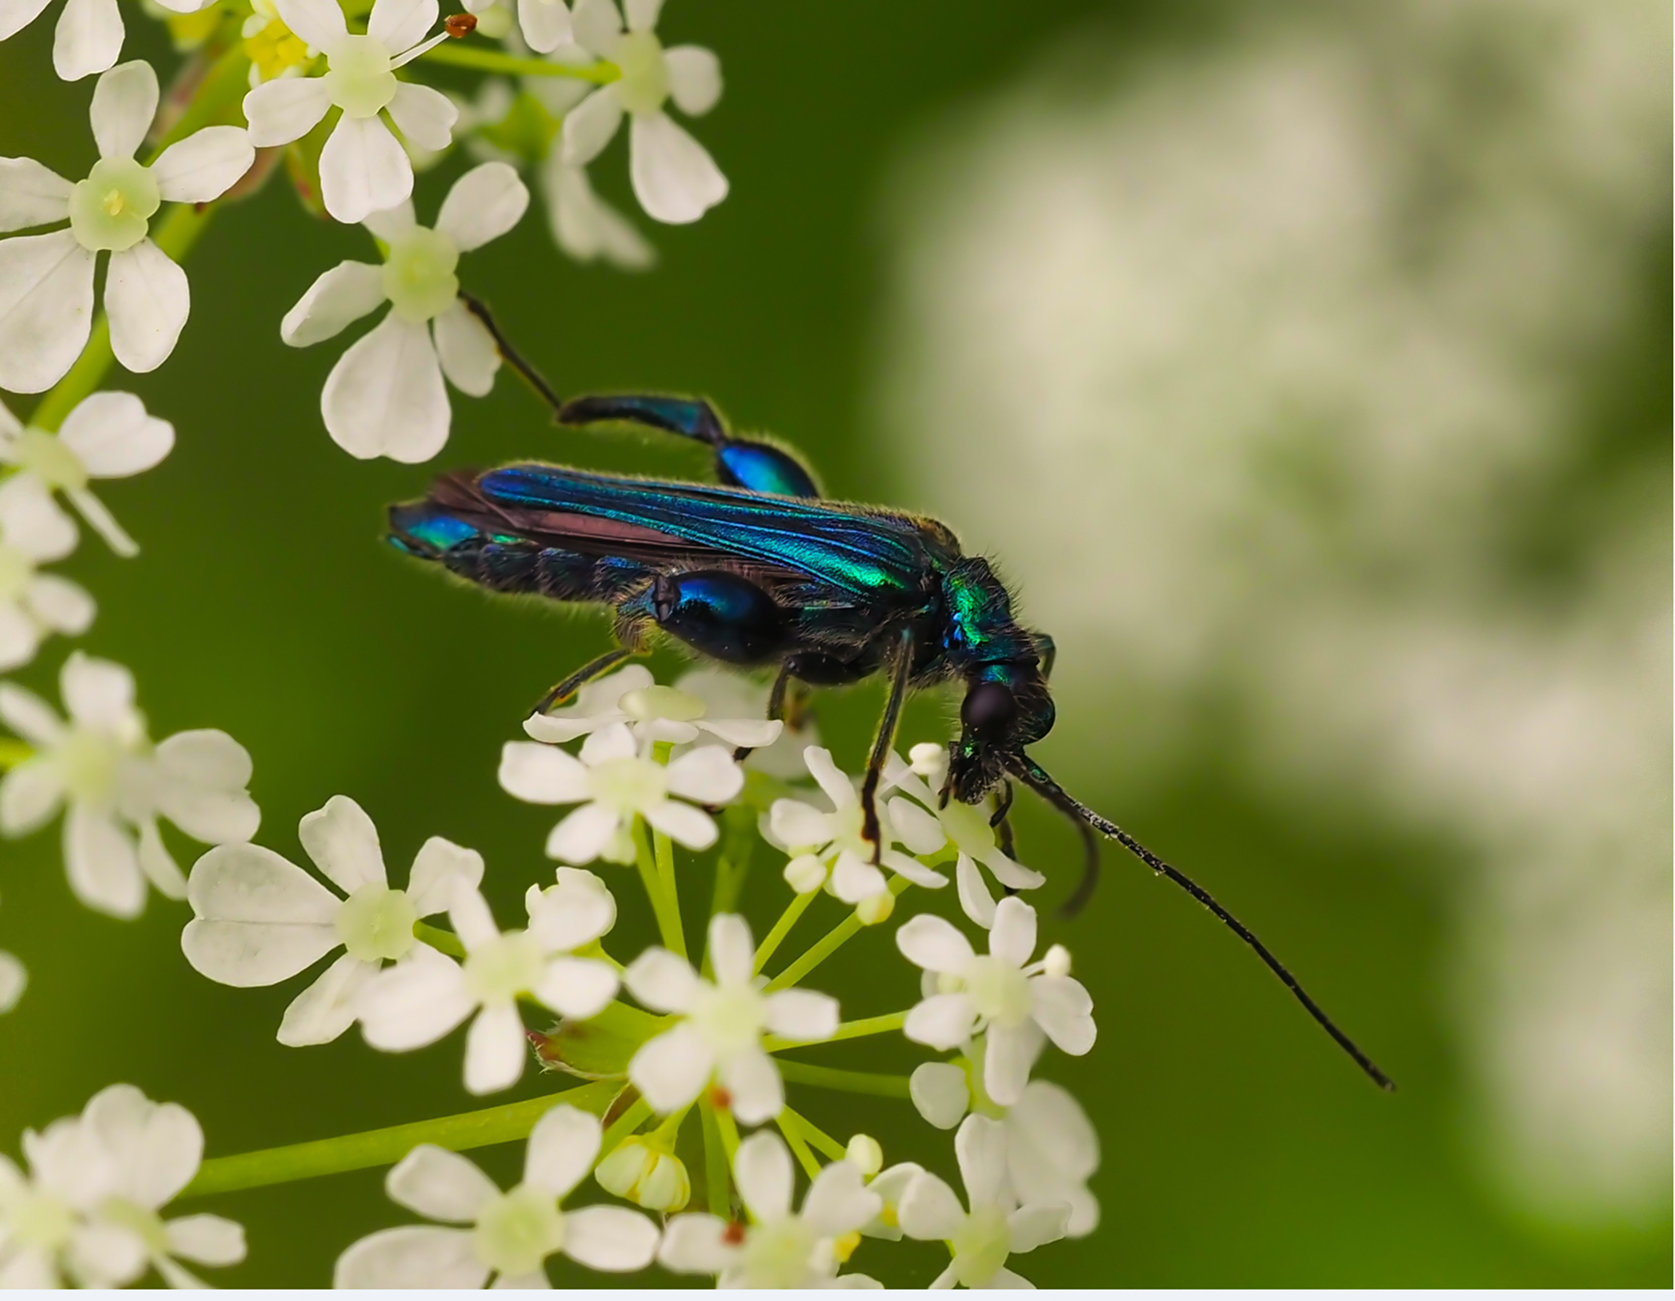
left=860, top=627, right=917, bottom=866
left=732, top=661, right=796, bottom=763
left=559, top=394, right=821, bottom=499
left=530, top=646, right=639, bottom=717
left=459, top=294, right=565, bottom=419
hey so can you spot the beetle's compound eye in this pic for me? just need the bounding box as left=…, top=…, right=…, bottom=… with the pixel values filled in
left=961, top=681, right=1016, bottom=738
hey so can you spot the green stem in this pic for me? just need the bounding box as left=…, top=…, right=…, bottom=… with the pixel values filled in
left=709, top=802, right=756, bottom=924
left=763, top=877, right=912, bottom=992
left=412, top=920, right=465, bottom=958
left=764, top=1011, right=907, bottom=1054
left=774, top=1060, right=911, bottom=1099
left=781, top=1106, right=847, bottom=1163
left=0, top=740, right=32, bottom=770
left=420, top=43, right=619, bottom=83
left=653, top=827, right=687, bottom=960
left=632, top=819, right=685, bottom=959
left=753, top=889, right=816, bottom=974
left=599, top=1097, right=652, bottom=1161
left=699, top=1098, right=730, bottom=1217
left=712, top=1104, right=741, bottom=1164
left=30, top=203, right=217, bottom=432
left=180, top=1080, right=618, bottom=1200
left=775, top=1112, right=821, bottom=1180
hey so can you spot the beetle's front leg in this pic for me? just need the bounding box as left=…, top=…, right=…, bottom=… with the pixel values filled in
left=860, top=627, right=917, bottom=866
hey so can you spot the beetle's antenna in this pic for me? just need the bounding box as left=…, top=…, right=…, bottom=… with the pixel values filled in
left=1008, top=753, right=1396, bottom=1091
left=459, top=293, right=564, bottom=419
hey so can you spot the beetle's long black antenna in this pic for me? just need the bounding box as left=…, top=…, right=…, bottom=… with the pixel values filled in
left=1008, top=753, right=1395, bottom=1091
left=459, top=293, right=564, bottom=419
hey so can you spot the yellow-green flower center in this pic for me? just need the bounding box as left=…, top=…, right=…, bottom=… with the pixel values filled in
left=585, top=755, right=666, bottom=813
left=52, top=727, right=124, bottom=806
left=620, top=685, right=705, bottom=723
left=938, top=800, right=992, bottom=854
left=612, top=31, right=669, bottom=115
left=739, top=1216, right=818, bottom=1288
left=335, top=884, right=418, bottom=962
left=8, top=1188, right=75, bottom=1252
left=381, top=227, right=460, bottom=323
left=98, top=1197, right=170, bottom=1256
left=68, top=158, right=159, bottom=253
left=689, top=981, right=766, bottom=1056
left=472, top=1185, right=566, bottom=1277
left=951, top=1203, right=1010, bottom=1287
left=12, top=430, right=87, bottom=491
left=324, top=34, right=397, bottom=118
left=963, top=955, right=1032, bottom=1028
left=463, top=930, right=545, bottom=1002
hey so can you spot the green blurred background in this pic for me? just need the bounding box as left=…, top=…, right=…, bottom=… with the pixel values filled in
left=1, top=0, right=1668, bottom=1287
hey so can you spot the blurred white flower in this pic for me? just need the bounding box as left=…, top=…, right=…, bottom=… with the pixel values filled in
left=0, top=61, right=253, bottom=391
left=623, top=913, right=837, bottom=1124
left=356, top=884, right=618, bottom=1094
left=546, top=156, right=655, bottom=267
left=561, top=0, right=727, bottom=224
left=896, top=897, right=1094, bottom=1106
left=910, top=1056, right=1100, bottom=1237
left=658, top=1130, right=881, bottom=1288
left=0, top=0, right=212, bottom=81
left=241, top=0, right=456, bottom=223
left=0, top=390, right=174, bottom=557
left=524, top=663, right=781, bottom=750
left=181, top=794, right=485, bottom=1046
left=897, top=1113, right=1068, bottom=1288
left=0, top=892, right=23, bottom=1014
left=280, top=161, right=528, bottom=463
left=240, top=0, right=313, bottom=87
left=884, top=753, right=1044, bottom=928
left=334, top=1106, right=659, bottom=1287
left=462, top=0, right=571, bottom=54
left=0, top=478, right=94, bottom=672
left=858, top=1160, right=921, bottom=1242
left=500, top=720, right=742, bottom=865
left=769, top=745, right=945, bottom=903
left=0, top=652, right=260, bottom=919
left=674, top=667, right=817, bottom=780
left=594, top=1134, right=689, bottom=1212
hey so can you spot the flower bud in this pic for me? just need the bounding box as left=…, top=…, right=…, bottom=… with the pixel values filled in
left=856, top=890, right=895, bottom=926
left=845, top=1133, right=883, bottom=1177
left=595, top=1137, right=691, bottom=1212
left=783, top=854, right=826, bottom=895
left=1043, top=943, right=1072, bottom=978
left=908, top=742, right=948, bottom=781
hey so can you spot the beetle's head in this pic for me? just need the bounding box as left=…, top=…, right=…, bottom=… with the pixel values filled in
left=946, top=661, right=1055, bottom=804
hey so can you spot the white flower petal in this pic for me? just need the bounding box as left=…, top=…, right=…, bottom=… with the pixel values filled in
left=559, top=85, right=622, bottom=166
left=627, top=1022, right=713, bottom=1112
left=981, top=1020, right=1044, bottom=1109
left=955, top=853, right=997, bottom=929
left=829, top=850, right=888, bottom=904
left=280, top=261, right=386, bottom=347
left=544, top=158, right=654, bottom=269
left=1011, top=1081, right=1098, bottom=1181
left=881, top=848, right=947, bottom=889
left=151, top=126, right=254, bottom=203
left=367, top=0, right=435, bottom=53
left=0, top=0, right=52, bottom=46
left=897, top=1171, right=964, bottom=1242
left=909, top=1061, right=970, bottom=1130
left=988, top=896, right=1036, bottom=967
left=801, top=746, right=854, bottom=809
left=24, top=574, right=95, bottom=635
left=436, top=160, right=527, bottom=251
left=731, top=1129, right=793, bottom=1224
left=241, top=76, right=332, bottom=148
left=656, top=1213, right=736, bottom=1275
left=0, top=157, right=71, bottom=232
left=81, top=1083, right=203, bottom=1206
left=1030, top=976, right=1096, bottom=1055
left=361, top=198, right=415, bottom=243
left=407, top=836, right=484, bottom=916
left=694, top=716, right=779, bottom=748
left=622, top=945, right=696, bottom=1012
left=272, top=0, right=345, bottom=51
left=498, top=740, right=589, bottom=804
left=432, top=299, right=498, bottom=396
left=517, top=0, right=571, bottom=53
left=89, top=60, right=157, bottom=159
left=58, top=389, right=172, bottom=476
left=886, top=797, right=945, bottom=856
left=52, top=0, right=123, bottom=80
left=0, top=604, right=41, bottom=671
left=641, top=797, right=717, bottom=850
left=182, top=850, right=342, bottom=985
left=522, top=1103, right=597, bottom=1198
left=801, top=1160, right=881, bottom=1238
left=980, top=846, right=1045, bottom=891
left=621, top=0, right=657, bottom=31
left=0, top=681, right=63, bottom=745
left=319, top=112, right=413, bottom=225
left=356, top=942, right=475, bottom=1049
left=560, top=1204, right=658, bottom=1272
left=0, top=478, right=77, bottom=559
left=136, top=817, right=185, bottom=898
left=895, top=913, right=975, bottom=974
left=297, top=793, right=385, bottom=893
left=0, top=229, right=96, bottom=393
left=705, top=912, right=752, bottom=986
left=524, top=868, right=614, bottom=950
left=532, top=955, right=617, bottom=1019
left=447, top=886, right=500, bottom=951
left=627, top=111, right=726, bottom=225
left=465, top=999, right=526, bottom=1093
left=388, top=1143, right=499, bottom=1222
left=104, top=238, right=189, bottom=373
left=577, top=720, right=636, bottom=764
left=664, top=744, right=743, bottom=805
left=716, top=1046, right=781, bottom=1125
left=569, top=0, right=620, bottom=55
left=1008, top=1203, right=1070, bottom=1255
left=763, top=987, right=838, bottom=1041
left=321, top=311, right=449, bottom=462
left=60, top=649, right=132, bottom=725
left=333, top=1225, right=488, bottom=1289
left=0, top=758, right=64, bottom=835
left=164, top=1214, right=246, bottom=1266
left=64, top=804, right=144, bottom=917
left=544, top=801, right=621, bottom=863
left=955, top=1113, right=1008, bottom=1209
left=0, top=950, right=26, bottom=1012
left=277, top=951, right=376, bottom=1045
left=663, top=45, right=720, bottom=116
left=903, top=992, right=977, bottom=1052
left=386, top=81, right=457, bottom=153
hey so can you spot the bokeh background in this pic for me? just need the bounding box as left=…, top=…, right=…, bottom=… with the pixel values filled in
left=1, top=0, right=1669, bottom=1286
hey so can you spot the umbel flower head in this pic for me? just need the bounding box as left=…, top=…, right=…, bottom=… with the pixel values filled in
left=242, top=0, right=458, bottom=223
left=280, top=161, right=529, bottom=463
left=0, top=391, right=175, bottom=557
left=0, top=0, right=213, bottom=81
left=0, top=61, right=254, bottom=392
left=0, top=476, right=94, bottom=673
left=0, top=652, right=260, bottom=918
left=181, top=794, right=485, bottom=1046
left=334, top=1105, right=659, bottom=1286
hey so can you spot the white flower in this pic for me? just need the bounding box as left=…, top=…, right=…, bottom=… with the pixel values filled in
left=623, top=913, right=838, bottom=1124
left=0, top=62, right=254, bottom=391
left=524, top=663, right=782, bottom=751
left=463, top=0, right=572, bottom=55
left=0, top=652, right=260, bottom=919
left=181, top=794, right=485, bottom=1046
left=0, top=1084, right=243, bottom=1288
left=334, top=1105, right=659, bottom=1287
left=240, top=0, right=314, bottom=87
left=769, top=746, right=946, bottom=903
left=561, top=0, right=726, bottom=224
left=884, top=754, right=1045, bottom=928
left=858, top=1161, right=922, bottom=1242
left=896, top=897, right=1095, bottom=1106
left=546, top=154, right=655, bottom=267
left=658, top=1130, right=881, bottom=1288
left=0, top=477, right=94, bottom=672
left=241, top=0, right=457, bottom=223
left=0, top=926, right=22, bottom=1014
left=0, top=390, right=174, bottom=557
left=897, top=1114, right=1069, bottom=1289
left=280, top=161, right=528, bottom=463
left=910, top=1056, right=1100, bottom=1237
left=500, top=720, right=742, bottom=865
left=355, top=883, right=619, bottom=1093
left=0, top=0, right=212, bottom=81
left=674, top=667, right=816, bottom=780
